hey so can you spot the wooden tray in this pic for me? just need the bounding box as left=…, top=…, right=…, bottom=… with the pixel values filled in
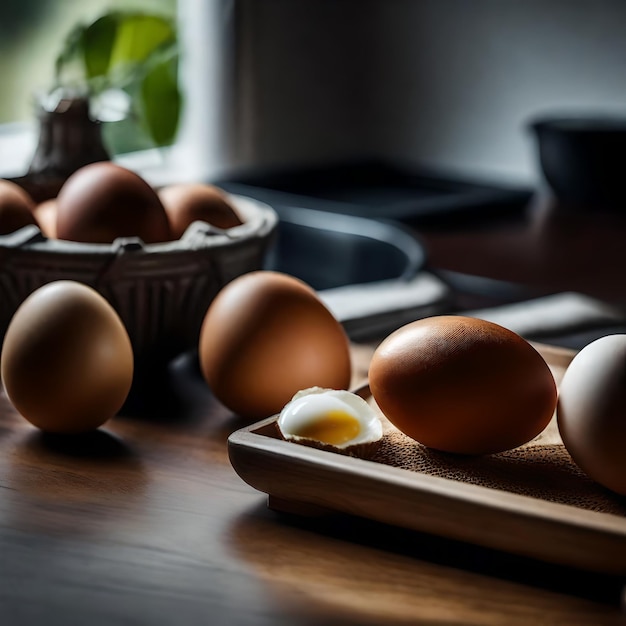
left=227, top=343, right=626, bottom=576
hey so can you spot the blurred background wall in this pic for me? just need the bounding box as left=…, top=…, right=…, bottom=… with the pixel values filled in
left=231, top=0, right=626, bottom=186
left=3, top=0, right=626, bottom=186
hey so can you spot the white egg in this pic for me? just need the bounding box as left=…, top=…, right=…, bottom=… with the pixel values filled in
left=277, top=387, right=383, bottom=457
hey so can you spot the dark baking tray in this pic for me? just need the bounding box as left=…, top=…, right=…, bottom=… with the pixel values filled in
left=216, top=160, right=532, bottom=223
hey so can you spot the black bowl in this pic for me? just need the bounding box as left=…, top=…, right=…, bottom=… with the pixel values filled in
left=530, top=115, right=626, bottom=210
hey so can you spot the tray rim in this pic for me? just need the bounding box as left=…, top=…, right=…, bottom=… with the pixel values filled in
left=228, top=410, right=626, bottom=576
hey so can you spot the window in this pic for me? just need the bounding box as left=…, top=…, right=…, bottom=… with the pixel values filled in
left=0, top=0, right=231, bottom=186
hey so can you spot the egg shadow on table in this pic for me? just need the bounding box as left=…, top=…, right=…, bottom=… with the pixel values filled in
left=121, top=349, right=211, bottom=422
left=8, top=429, right=147, bottom=537
left=23, top=428, right=134, bottom=461
left=22, top=429, right=139, bottom=466
left=118, top=349, right=255, bottom=441
left=228, top=501, right=626, bottom=621
left=11, top=426, right=146, bottom=502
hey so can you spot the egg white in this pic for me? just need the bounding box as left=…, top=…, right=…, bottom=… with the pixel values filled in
left=277, top=387, right=382, bottom=449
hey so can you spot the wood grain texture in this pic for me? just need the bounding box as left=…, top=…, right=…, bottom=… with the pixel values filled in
left=418, top=194, right=626, bottom=307
left=228, top=344, right=626, bottom=576
left=0, top=344, right=622, bottom=625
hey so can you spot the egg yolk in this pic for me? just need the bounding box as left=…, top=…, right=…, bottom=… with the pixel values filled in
left=291, top=410, right=361, bottom=445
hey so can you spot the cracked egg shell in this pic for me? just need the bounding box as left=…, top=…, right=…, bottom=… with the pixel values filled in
left=277, top=387, right=383, bottom=458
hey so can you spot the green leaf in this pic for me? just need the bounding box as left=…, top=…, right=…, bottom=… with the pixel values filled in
left=55, top=12, right=176, bottom=90
left=137, top=54, right=181, bottom=146
left=53, top=10, right=180, bottom=148
left=54, top=22, right=86, bottom=84
left=81, top=14, right=119, bottom=80
left=109, top=14, right=175, bottom=72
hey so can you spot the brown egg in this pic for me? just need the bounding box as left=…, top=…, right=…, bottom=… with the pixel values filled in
left=557, top=334, right=626, bottom=495
left=1, top=280, right=134, bottom=433
left=0, top=180, right=39, bottom=234
left=33, top=199, right=57, bottom=238
left=158, top=183, right=243, bottom=238
left=56, top=162, right=171, bottom=243
left=198, top=270, right=352, bottom=420
left=368, top=315, right=557, bottom=455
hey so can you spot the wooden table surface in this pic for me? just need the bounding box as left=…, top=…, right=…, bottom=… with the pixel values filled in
left=419, top=195, right=626, bottom=306
left=1, top=194, right=626, bottom=625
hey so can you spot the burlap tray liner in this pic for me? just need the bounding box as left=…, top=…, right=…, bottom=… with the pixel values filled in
left=369, top=411, right=626, bottom=517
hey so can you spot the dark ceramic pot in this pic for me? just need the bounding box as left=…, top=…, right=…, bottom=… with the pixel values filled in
left=529, top=115, right=626, bottom=210
left=21, top=94, right=110, bottom=202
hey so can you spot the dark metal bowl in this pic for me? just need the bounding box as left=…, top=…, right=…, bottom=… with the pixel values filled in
left=265, top=204, right=426, bottom=290
left=530, top=115, right=626, bottom=210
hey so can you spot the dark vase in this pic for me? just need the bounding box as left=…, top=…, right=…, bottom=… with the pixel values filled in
left=22, top=95, right=110, bottom=202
